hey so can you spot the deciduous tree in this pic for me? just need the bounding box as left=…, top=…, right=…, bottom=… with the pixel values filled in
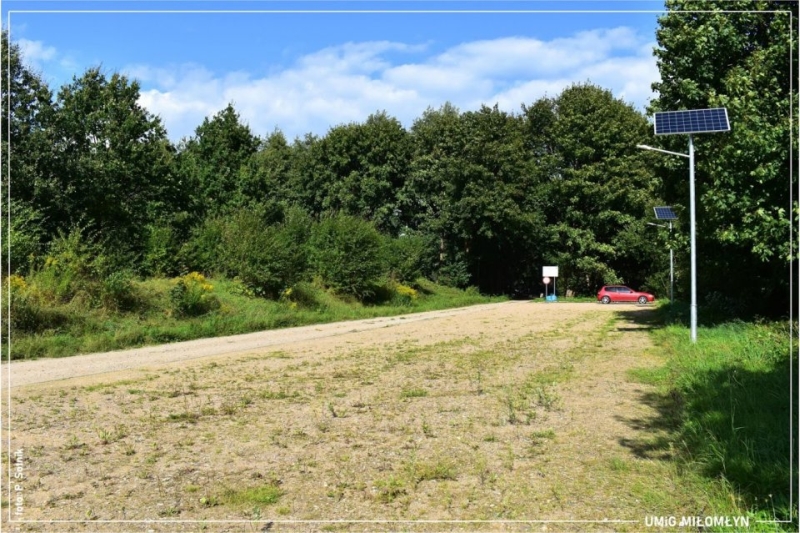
left=650, top=0, right=797, bottom=315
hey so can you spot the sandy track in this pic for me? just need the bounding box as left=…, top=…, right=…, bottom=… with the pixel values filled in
left=7, top=300, right=682, bottom=531
left=7, top=301, right=552, bottom=388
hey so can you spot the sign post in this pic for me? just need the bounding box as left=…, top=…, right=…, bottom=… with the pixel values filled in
left=542, top=266, right=559, bottom=302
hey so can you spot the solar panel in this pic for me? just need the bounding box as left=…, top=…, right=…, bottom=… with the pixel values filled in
left=654, top=206, right=678, bottom=220
left=654, top=108, right=730, bottom=135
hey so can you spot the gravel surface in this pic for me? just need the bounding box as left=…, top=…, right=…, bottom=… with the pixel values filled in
left=8, top=300, right=685, bottom=531
left=6, top=301, right=523, bottom=388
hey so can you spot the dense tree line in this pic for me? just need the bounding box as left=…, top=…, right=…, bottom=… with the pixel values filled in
left=650, top=0, right=797, bottom=317
left=2, top=0, right=795, bottom=317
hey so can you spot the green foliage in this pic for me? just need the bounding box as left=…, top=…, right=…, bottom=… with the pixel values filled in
left=1, top=31, right=55, bottom=245
left=179, top=205, right=312, bottom=298
left=2, top=200, right=46, bottom=275
left=177, top=104, right=260, bottom=219
left=29, top=228, right=99, bottom=304
left=317, top=112, right=412, bottom=234
left=437, top=256, right=472, bottom=289
left=309, top=214, right=386, bottom=300
left=9, top=25, right=757, bottom=303
left=21, top=228, right=141, bottom=319
left=221, top=206, right=312, bottom=298
left=6, top=276, right=501, bottom=360
left=650, top=1, right=797, bottom=316
left=45, top=68, right=177, bottom=257
left=389, top=282, right=419, bottom=307
left=532, top=84, right=663, bottom=295
left=385, top=232, right=436, bottom=283
left=3, top=276, right=69, bottom=334
left=100, top=271, right=137, bottom=312
left=403, top=103, right=553, bottom=294
left=179, top=216, right=227, bottom=275
left=239, top=130, right=293, bottom=205
left=142, top=221, right=183, bottom=277
left=647, top=316, right=795, bottom=523
left=169, top=272, right=219, bottom=317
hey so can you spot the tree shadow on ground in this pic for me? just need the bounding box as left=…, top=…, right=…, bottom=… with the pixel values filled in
left=612, top=306, right=662, bottom=332
left=612, top=308, right=796, bottom=519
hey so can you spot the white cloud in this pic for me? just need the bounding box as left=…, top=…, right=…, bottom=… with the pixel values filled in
left=17, top=38, right=57, bottom=72
left=127, top=28, right=659, bottom=142
left=14, top=38, right=81, bottom=86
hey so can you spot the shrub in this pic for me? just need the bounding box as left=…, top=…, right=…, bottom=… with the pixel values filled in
left=169, top=272, right=219, bottom=317
left=282, top=281, right=320, bottom=308
left=437, top=257, right=471, bottom=289
left=28, top=228, right=100, bottom=304
left=100, top=271, right=138, bottom=312
left=385, top=232, right=436, bottom=283
left=143, top=223, right=180, bottom=276
left=3, top=200, right=45, bottom=275
left=2, top=275, right=68, bottom=334
left=391, top=282, right=419, bottom=306
left=178, top=217, right=227, bottom=275
left=309, top=214, right=387, bottom=300
left=220, top=207, right=312, bottom=298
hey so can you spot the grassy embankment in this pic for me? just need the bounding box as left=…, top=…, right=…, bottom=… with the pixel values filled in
left=6, top=276, right=503, bottom=360
left=627, top=304, right=796, bottom=531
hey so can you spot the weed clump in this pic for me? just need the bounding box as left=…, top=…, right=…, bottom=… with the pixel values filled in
left=169, top=272, right=219, bottom=317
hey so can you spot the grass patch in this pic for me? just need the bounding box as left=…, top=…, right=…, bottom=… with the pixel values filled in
left=627, top=308, right=796, bottom=527
left=374, top=476, right=407, bottom=503
left=220, top=485, right=283, bottom=506
left=403, top=457, right=458, bottom=487
left=608, top=457, right=630, bottom=472
left=7, top=277, right=503, bottom=360
left=399, top=388, right=428, bottom=398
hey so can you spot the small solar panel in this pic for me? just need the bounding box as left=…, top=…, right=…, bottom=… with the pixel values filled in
left=654, top=108, right=730, bottom=135
left=654, top=206, right=678, bottom=220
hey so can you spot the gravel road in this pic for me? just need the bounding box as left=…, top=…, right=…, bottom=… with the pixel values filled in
left=6, top=301, right=530, bottom=387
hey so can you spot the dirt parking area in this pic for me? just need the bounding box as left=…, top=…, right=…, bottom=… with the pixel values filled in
left=4, top=301, right=697, bottom=532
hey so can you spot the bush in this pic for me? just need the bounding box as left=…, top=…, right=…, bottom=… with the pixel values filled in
left=30, top=256, right=81, bottom=303
left=386, top=232, right=436, bottom=283
left=169, top=272, right=220, bottom=317
left=143, top=223, right=180, bottom=276
left=437, top=257, right=471, bottom=289
left=3, top=200, right=45, bottom=276
left=391, top=282, right=419, bottom=306
left=100, top=271, right=138, bottom=312
left=178, top=217, right=227, bottom=275
left=27, top=227, right=107, bottom=304
left=221, top=207, right=312, bottom=298
left=2, top=275, right=69, bottom=334
left=282, top=281, right=320, bottom=309
left=180, top=207, right=312, bottom=298
left=309, top=214, right=386, bottom=300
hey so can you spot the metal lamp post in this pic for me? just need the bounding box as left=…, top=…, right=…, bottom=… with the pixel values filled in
left=646, top=219, right=675, bottom=305
left=637, top=143, right=696, bottom=341
left=635, top=106, right=730, bottom=344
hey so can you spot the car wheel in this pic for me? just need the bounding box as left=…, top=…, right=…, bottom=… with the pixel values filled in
left=638, top=296, right=648, bottom=305
left=601, top=296, right=611, bottom=304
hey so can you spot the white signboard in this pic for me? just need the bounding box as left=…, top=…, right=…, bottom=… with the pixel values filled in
left=542, top=266, right=559, bottom=277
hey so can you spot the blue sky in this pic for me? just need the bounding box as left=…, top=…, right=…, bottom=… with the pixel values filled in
left=4, top=1, right=667, bottom=142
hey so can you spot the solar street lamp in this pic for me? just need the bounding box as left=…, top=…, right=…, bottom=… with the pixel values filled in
left=647, top=206, right=678, bottom=306
left=638, top=108, right=731, bottom=343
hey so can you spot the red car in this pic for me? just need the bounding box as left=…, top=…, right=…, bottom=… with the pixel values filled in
left=597, top=285, right=655, bottom=305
